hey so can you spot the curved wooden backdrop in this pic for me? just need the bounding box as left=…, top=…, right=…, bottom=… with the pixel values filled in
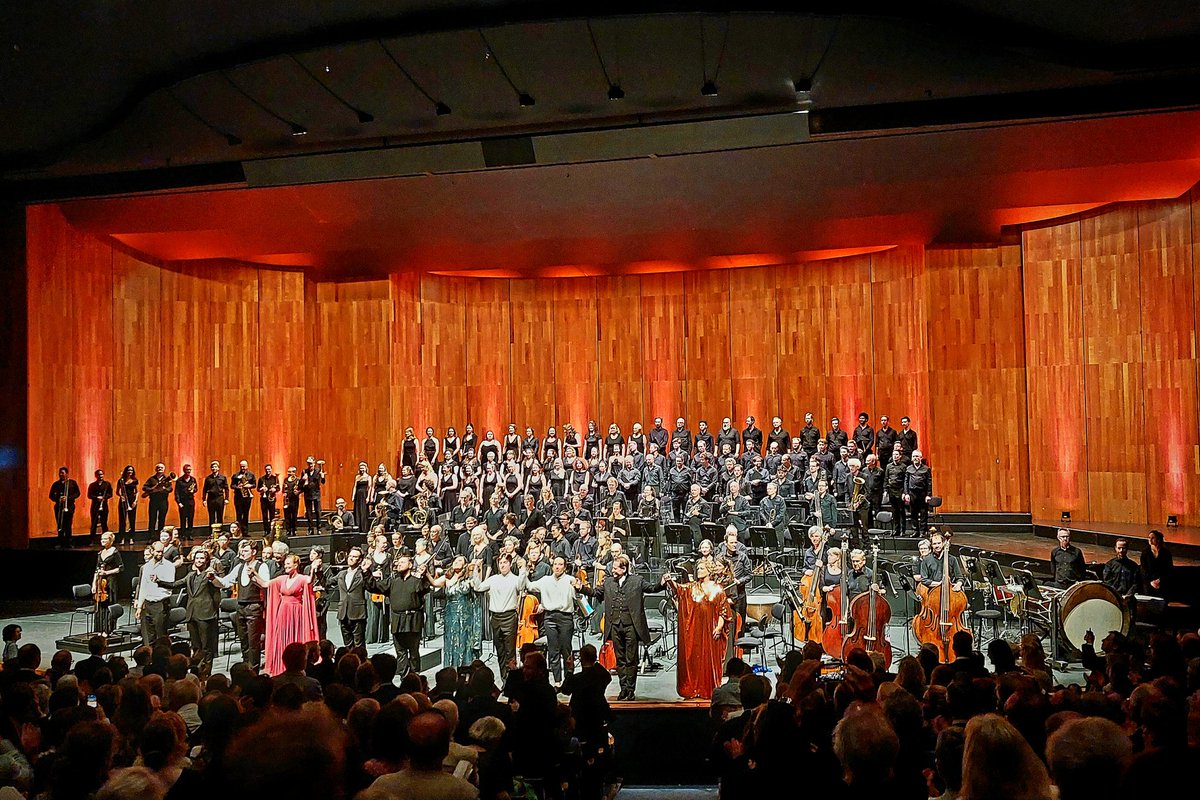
left=24, top=185, right=1200, bottom=538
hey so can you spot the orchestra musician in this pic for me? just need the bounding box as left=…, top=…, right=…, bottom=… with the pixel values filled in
left=812, top=477, right=837, bottom=530
left=636, top=486, right=660, bottom=521
left=142, top=463, right=173, bottom=535
left=884, top=448, right=908, bottom=537
left=917, top=530, right=963, bottom=588
left=281, top=466, right=301, bottom=536
left=1140, top=529, right=1173, bottom=599
left=1101, top=537, right=1139, bottom=600
left=848, top=459, right=869, bottom=541
left=717, top=526, right=752, bottom=628
left=203, top=461, right=228, bottom=527
left=903, top=449, right=933, bottom=537
left=231, top=460, right=256, bottom=533
left=86, top=469, right=113, bottom=543
left=299, top=456, right=326, bottom=535
left=257, top=464, right=279, bottom=534
left=1048, top=528, right=1086, bottom=589
left=758, top=480, right=787, bottom=545
left=93, top=531, right=121, bottom=634
left=49, top=466, right=83, bottom=547
left=306, top=546, right=333, bottom=641
left=723, top=480, right=752, bottom=542
left=116, top=465, right=139, bottom=545
left=174, top=464, right=198, bottom=539
left=331, top=497, right=355, bottom=530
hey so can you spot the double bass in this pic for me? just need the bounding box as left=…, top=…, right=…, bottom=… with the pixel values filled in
left=821, top=533, right=854, bottom=659
left=844, top=541, right=893, bottom=667
left=796, top=526, right=830, bottom=642
left=912, top=532, right=969, bottom=662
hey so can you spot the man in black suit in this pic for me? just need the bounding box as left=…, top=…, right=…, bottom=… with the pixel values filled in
left=203, top=460, right=229, bottom=526
left=86, top=469, right=113, bottom=541
left=49, top=466, right=82, bottom=547
left=336, top=546, right=370, bottom=648
left=155, top=546, right=223, bottom=666
left=575, top=554, right=667, bottom=700
left=299, top=456, right=326, bottom=535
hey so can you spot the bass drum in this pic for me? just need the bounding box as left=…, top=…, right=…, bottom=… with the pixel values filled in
left=1058, top=581, right=1129, bottom=655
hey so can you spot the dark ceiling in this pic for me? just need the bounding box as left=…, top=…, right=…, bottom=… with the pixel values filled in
left=7, top=2, right=1200, bottom=274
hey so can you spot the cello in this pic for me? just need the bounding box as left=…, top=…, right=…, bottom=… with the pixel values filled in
left=911, top=531, right=969, bottom=662
left=821, top=533, right=855, bottom=659
left=577, top=562, right=617, bottom=670
left=796, top=526, right=830, bottom=642
left=844, top=540, right=893, bottom=667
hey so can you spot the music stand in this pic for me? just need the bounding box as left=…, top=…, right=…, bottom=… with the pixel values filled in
left=629, top=518, right=659, bottom=563
left=700, top=521, right=724, bottom=544
left=662, top=524, right=692, bottom=560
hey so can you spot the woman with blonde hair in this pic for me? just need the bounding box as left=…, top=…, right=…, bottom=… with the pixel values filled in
left=961, top=714, right=1052, bottom=800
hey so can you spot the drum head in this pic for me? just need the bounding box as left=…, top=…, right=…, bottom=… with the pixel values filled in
left=1059, top=581, right=1128, bottom=652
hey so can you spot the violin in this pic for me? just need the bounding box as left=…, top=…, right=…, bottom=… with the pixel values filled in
left=844, top=541, right=893, bottom=667
left=911, top=531, right=969, bottom=662
left=821, top=533, right=854, bottom=659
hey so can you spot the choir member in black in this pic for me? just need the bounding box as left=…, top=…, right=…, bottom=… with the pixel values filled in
left=798, top=412, right=822, bottom=459
left=668, top=455, right=691, bottom=521
left=641, top=450, right=663, bottom=498
left=823, top=418, right=846, bottom=458
left=876, top=416, right=898, bottom=463
left=336, top=546, right=370, bottom=648
left=575, top=554, right=666, bottom=700
left=895, top=415, right=915, bottom=457
left=813, top=439, right=835, bottom=480
left=174, top=464, right=197, bottom=538
left=764, top=441, right=783, bottom=475
left=443, top=426, right=461, bottom=464
left=423, top=426, right=440, bottom=466
left=648, top=417, right=669, bottom=454
left=695, top=455, right=718, bottom=500
left=862, top=454, right=884, bottom=528
left=462, top=423, right=480, bottom=460
left=353, top=463, right=373, bottom=525
left=812, top=477, right=837, bottom=529
left=884, top=449, right=909, bottom=536
left=543, top=426, right=561, bottom=461
left=93, top=531, right=121, bottom=634
left=831, top=447, right=851, bottom=500
left=759, top=481, right=787, bottom=546
left=744, top=455, right=769, bottom=503
left=306, top=546, right=333, bottom=641
left=742, top=416, right=763, bottom=456
left=253, top=464, right=277, bottom=534
left=903, top=449, right=933, bottom=536
left=331, top=497, right=355, bottom=530
left=1140, top=529, right=1173, bottom=599
left=210, top=538, right=272, bottom=669
left=428, top=524, right=454, bottom=571
left=300, top=456, right=326, bottom=534
left=436, top=461, right=459, bottom=512
left=716, top=417, right=740, bottom=458
left=503, top=423, right=522, bottom=461
left=692, top=420, right=713, bottom=455
left=231, top=460, right=256, bottom=534
left=366, top=548, right=448, bottom=675
left=628, top=422, right=646, bottom=458
left=113, top=465, right=139, bottom=545
left=401, top=426, right=419, bottom=470
left=604, top=423, right=625, bottom=461
left=614, top=456, right=639, bottom=507
left=450, top=490, right=479, bottom=532
left=499, top=462, right=521, bottom=514
left=766, top=417, right=790, bottom=454
left=853, top=412, right=874, bottom=456
left=917, top=531, right=963, bottom=588
left=203, top=460, right=228, bottom=526
left=1101, top=537, right=1139, bottom=600
left=87, top=469, right=113, bottom=542
left=281, top=466, right=301, bottom=536
left=517, top=494, right=546, bottom=539
left=723, top=480, right=753, bottom=543
left=156, top=546, right=223, bottom=666
left=1048, top=528, right=1086, bottom=589
left=671, top=417, right=692, bottom=455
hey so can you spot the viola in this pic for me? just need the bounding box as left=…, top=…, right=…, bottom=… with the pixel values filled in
left=94, top=575, right=109, bottom=604
left=844, top=542, right=893, bottom=667
left=911, top=533, right=969, bottom=662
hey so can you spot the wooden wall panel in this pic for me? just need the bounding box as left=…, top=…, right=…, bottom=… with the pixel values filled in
left=509, top=280, right=556, bottom=434
left=822, top=256, right=874, bottom=430
left=683, top=271, right=733, bottom=426
left=775, top=263, right=828, bottom=429
left=464, top=280, right=512, bottom=438
left=640, top=273, right=685, bottom=425
left=872, top=246, right=931, bottom=450
left=389, top=272, right=422, bottom=436
left=417, top=276, right=468, bottom=439
left=595, top=276, right=644, bottom=433
left=1023, top=221, right=1088, bottom=521
left=258, top=270, right=307, bottom=477
left=1080, top=207, right=1145, bottom=522
left=1140, top=198, right=1200, bottom=524
left=729, top=267, right=779, bottom=429
left=927, top=245, right=1029, bottom=512
left=552, top=279, right=599, bottom=432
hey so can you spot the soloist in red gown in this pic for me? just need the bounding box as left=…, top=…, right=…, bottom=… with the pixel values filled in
left=673, top=579, right=733, bottom=699
left=264, top=573, right=320, bottom=676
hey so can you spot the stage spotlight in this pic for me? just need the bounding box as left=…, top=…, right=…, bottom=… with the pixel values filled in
left=518, top=92, right=536, bottom=107
left=1060, top=511, right=1071, bottom=525
left=1167, top=514, right=1178, bottom=527
left=701, top=80, right=718, bottom=97
left=289, top=122, right=308, bottom=136
left=608, top=83, right=625, bottom=101
left=435, top=102, right=452, bottom=116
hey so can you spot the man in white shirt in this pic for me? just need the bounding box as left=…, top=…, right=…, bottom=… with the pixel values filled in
left=471, top=552, right=524, bottom=679
left=209, top=538, right=272, bottom=669
left=523, top=555, right=579, bottom=684
left=135, top=540, right=175, bottom=645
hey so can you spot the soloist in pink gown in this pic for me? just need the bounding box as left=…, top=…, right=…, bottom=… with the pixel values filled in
left=264, top=573, right=320, bottom=676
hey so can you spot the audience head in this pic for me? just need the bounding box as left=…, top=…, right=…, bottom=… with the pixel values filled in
left=961, top=714, right=1052, bottom=800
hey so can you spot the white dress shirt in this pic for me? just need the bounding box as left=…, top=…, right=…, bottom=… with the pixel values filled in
left=524, top=572, right=577, bottom=612
left=471, top=571, right=524, bottom=613
left=136, top=559, right=175, bottom=607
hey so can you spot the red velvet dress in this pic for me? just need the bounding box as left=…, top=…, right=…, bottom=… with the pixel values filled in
left=264, top=573, right=319, bottom=676
left=673, top=579, right=733, bottom=699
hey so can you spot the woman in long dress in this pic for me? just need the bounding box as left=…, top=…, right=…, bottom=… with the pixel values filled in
left=254, top=553, right=320, bottom=676
left=442, top=556, right=483, bottom=667
left=667, top=560, right=733, bottom=700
